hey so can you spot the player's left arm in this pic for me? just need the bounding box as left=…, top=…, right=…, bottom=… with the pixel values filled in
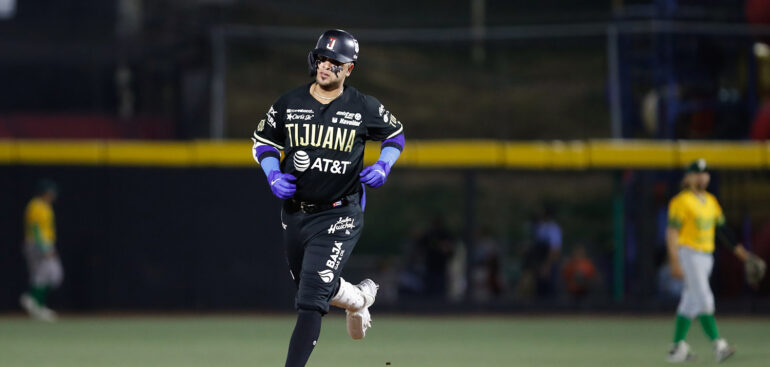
left=360, top=97, right=405, bottom=188
left=714, top=202, right=766, bottom=287
left=715, top=218, right=746, bottom=259
left=713, top=199, right=748, bottom=259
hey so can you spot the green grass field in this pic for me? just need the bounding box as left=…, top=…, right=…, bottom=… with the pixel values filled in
left=1, top=314, right=768, bottom=367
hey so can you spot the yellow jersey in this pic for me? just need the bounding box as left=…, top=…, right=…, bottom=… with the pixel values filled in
left=667, top=190, right=724, bottom=253
left=25, top=197, right=56, bottom=249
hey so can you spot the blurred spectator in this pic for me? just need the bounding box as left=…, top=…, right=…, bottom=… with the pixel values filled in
left=376, top=256, right=400, bottom=305
left=750, top=100, right=770, bottom=140
left=418, top=216, right=456, bottom=298
left=397, top=228, right=426, bottom=296
left=561, top=244, right=598, bottom=301
left=523, top=207, right=562, bottom=298
left=751, top=219, right=770, bottom=294
left=750, top=42, right=770, bottom=140
left=447, top=239, right=467, bottom=303
left=471, top=228, right=504, bottom=302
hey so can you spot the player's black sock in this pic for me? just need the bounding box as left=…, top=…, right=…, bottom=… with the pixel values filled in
left=285, top=309, right=323, bottom=367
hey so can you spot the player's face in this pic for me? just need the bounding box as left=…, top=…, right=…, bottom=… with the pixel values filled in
left=685, top=172, right=710, bottom=191
left=695, top=172, right=710, bottom=190
left=315, top=56, right=353, bottom=89
left=43, top=190, right=57, bottom=203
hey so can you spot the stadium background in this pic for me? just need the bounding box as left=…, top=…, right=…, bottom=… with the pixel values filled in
left=2, top=1, right=770, bottom=366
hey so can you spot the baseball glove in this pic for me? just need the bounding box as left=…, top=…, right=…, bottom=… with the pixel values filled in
left=745, top=254, right=767, bottom=288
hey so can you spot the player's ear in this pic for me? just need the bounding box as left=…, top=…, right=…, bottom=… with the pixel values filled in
left=346, top=64, right=355, bottom=76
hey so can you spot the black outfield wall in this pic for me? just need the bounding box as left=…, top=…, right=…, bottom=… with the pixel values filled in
left=0, top=165, right=294, bottom=311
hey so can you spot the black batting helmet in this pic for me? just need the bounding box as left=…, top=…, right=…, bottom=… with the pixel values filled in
left=308, top=29, right=359, bottom=76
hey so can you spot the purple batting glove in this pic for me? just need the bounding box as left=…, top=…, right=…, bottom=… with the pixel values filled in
left=360, top=161, right=390, bottom=188
left=267, top=170, right=297, bottom=199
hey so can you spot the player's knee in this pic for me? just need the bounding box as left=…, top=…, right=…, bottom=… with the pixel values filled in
left=296, top=297, right=330, bottom=315
left=297, top=307, right=325, bottom=318
left=678, top=309, right=698, bottom=319
left=296, top=280, right=334, bottom=315
left=51, top=272, right=64, bottom=288
left=677, top=301, right=699, bottom=319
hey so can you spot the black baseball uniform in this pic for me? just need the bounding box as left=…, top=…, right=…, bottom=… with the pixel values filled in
left=253, top=82, right=404, bottom=313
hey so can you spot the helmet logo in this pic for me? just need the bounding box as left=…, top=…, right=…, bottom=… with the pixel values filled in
left=326, top=37, right=338, bottom=50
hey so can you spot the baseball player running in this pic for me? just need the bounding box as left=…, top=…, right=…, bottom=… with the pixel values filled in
left=666, top=159, right=766, bottom=363
left=251, top=29, right=405, bottom=367
left=19, top=179, right=63, bottom=322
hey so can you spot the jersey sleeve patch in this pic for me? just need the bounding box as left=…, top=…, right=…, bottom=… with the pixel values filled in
left=252, top=102, right=286, bottom=151
left=667, top=195, right=686, bottom=229
left=716, top=214, right=726, bottom=226
left=668, top=218, right=683, bottom=229
left=252, top=131, right=284, bottom=150
left=363, top=95, right=404, bottom=141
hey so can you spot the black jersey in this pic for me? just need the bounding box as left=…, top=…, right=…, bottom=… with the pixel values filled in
left=253, top=83, right=404, bottom=203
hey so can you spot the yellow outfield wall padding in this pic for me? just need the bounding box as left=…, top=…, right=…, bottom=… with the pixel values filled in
left=589, top=140, right=676, bottom=168
left=0, top=139, right=769, bottom=169
left=504, top=142, right=549, bottom=168
left=763, top=141, right=770, bottom=168
left=362, top=140, right=418, bottom=166
left=193, top=141, right=254, bottom=167
left=548, top=141, right=589, bottom=169
left=0, top=141, right=14, bottom=163
left=416, top=140, right=503, bottom=167
left=677, top=141, right=766, bottom=169
left=14, top=140, right=104, bottom=165
left=106, top=141, right=194, bottom=166
left=363, top=142, right=380, bottom=165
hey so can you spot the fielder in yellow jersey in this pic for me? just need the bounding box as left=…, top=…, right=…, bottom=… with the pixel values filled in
left=19, top=179, right=63, bottom=322
left=665, top=159, right=762, bottom=363
left=668, top=189, right=724, bottom=254
left=26, top=196, right=56, bottom=250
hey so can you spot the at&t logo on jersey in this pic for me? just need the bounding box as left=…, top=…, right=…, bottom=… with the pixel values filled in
left=310, top=158, right=351, bottom=174
left=291, top=150, right=351, bottom=175
left=293, top=150, right=310, bottom=172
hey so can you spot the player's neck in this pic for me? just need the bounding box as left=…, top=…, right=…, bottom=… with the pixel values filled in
left=311, top=82, right=343, bottom=104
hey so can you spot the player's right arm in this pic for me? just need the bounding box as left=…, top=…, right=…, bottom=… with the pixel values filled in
left=252, top=102, right=296, bottom=199
left=666, top=227, right=683, bottom=279
left=667, top=196, right=685, bottom=279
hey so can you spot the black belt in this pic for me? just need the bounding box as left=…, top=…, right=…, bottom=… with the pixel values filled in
left=285, top=194, right=358, bottom=214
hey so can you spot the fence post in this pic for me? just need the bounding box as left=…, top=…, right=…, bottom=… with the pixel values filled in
left=612, top=172, right=625, bottom=302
